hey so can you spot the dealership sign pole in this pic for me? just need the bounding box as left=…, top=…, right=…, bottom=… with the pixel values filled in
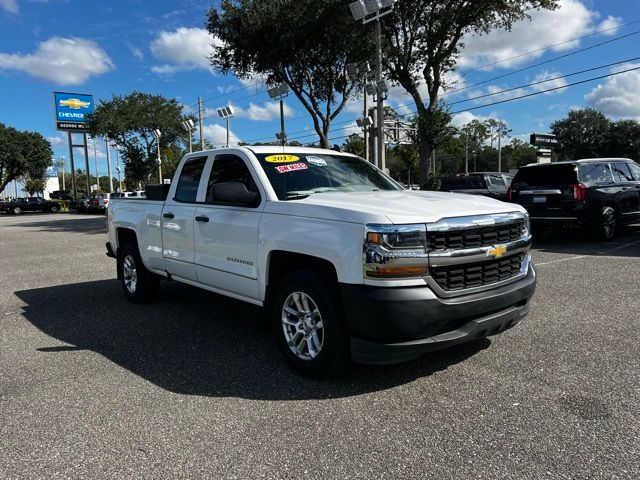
left=53, top=92, right=95, bottom=199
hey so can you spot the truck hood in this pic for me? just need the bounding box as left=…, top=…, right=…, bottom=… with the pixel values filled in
left=264, top=190, right=525, bottom=224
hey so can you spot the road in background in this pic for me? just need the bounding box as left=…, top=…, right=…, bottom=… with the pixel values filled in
left=0, top=214, right=638, bottom=479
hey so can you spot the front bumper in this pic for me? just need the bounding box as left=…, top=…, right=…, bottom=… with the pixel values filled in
left=340, top=265, right=536, bottom=365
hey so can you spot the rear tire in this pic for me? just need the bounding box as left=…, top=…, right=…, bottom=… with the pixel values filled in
left=117, top=242, right=160, bottom=303
left=591, top=206, right=616, bottom=241
left=270, top=270, right=349, bottom=378
left=50, top=205, right=59, bottom=213
left=12, top=206, right=21, bottom=215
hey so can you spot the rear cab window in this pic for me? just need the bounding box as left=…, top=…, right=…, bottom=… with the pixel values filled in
left=174, top=157, right=207, bottom=203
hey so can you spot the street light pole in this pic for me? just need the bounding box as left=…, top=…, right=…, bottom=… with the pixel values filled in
left=152, top=129, right=163, bottom=184
left=105, top=138, right=113, bottom=192
left=113, top=144, right=123, bottom=192
left=217, top=106, right=235, bottom=147
left=374, top=19, right=385, bottom=172
left=350, top=0, right=395, bottom=171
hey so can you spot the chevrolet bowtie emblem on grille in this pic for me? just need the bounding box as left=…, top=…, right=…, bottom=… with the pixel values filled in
left=59, top=98, right=91, bottom=109
left=487, top=245, right=507, bottom=258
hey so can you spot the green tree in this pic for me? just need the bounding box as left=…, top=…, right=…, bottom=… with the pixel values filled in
left=87, top=91, right=193, bottom=185
left=608, top=120, right=640, bottom=161
left=0, top=124, right=52, bottom=194
left=342, top=134, right=365, bottom=157
left=23, top=175, right=47, bottom=196
left=207, top=0, right=369, bottom=148
left=551, top=108, right=611, bottom=160
left=501, top=138, right=537, bottom=170
left=382, top=0, right=558, bottom=183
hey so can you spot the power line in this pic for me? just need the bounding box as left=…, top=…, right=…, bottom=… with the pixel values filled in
left=458, top=18, right=640, bottom=76
left=445, top=28, right=640, bottom=97
left=448, top=56, right=640, bottom=107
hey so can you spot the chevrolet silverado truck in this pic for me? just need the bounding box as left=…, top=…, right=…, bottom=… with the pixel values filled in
left=106, top=147, right=535, bottom=376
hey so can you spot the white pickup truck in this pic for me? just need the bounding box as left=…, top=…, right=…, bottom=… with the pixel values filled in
left=106, top=146, right=535, bottom=376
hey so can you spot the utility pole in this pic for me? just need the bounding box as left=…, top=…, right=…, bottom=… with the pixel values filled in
left=375, top=19, right=385, bottom=171
left=198, top=96, right=204, bottom=150
left=498, top=134, right=502, bottom=172
left=363, top=89, right=369, bottom=163
left=105, top=138, right=113, bottom=192
left=465, top=132, right=469, bottom=174
left=92, top=137, right=99, bottom=192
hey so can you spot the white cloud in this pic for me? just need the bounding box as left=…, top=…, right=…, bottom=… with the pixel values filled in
left=46, top=134, right=65, bottom=147
left=0, top=37, right=113, bottom=85
left=530, top=70, right=568, bottom=94
left=150, top=27, right=221, bottom=74
left=585, top=63, right=640, bottom=118
left=202, top=123, right=240, bottom=146
left=460, top=0, right=622, bottom=70
left=131, top=47, right=143, bottom=60
left=236, top=102, right=295, bottom=122
left=0, top=0, right=18, bottom=13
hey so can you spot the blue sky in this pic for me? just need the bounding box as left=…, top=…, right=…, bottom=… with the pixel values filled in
left=1, top=0, right=639, bottom=191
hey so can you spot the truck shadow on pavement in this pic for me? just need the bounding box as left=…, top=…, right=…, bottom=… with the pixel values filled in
left=5, top=215, right=106, bottom=235
left=15, top=279, right=489, bottom=400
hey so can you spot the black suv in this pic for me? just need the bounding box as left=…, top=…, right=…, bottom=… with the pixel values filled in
left=508, top=158, right=640, bottom=240
left=440, top=172, right=513, bottom=200
left=3, top=197, right=61, bottom=214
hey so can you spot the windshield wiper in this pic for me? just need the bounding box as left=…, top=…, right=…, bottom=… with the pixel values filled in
left=285, top=193, right=312, bottom=200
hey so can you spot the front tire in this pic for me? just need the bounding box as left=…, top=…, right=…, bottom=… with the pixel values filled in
left=12, top=206, right=21, bottom=215
left=271, top=270, right=349, bottom=377
left=50, top=205, right=59, bottom=213
left=591, top=206, right=616, bottom=241
left=117, top=243, right=160, bottom=303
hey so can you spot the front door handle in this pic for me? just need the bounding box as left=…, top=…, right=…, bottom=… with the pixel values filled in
left=163, top=212, right=174, bottom=219
left=195, top=215, right=209, bottom=223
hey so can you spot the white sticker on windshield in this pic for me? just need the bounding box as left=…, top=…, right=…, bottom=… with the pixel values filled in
left=306, top=156, right=327, bottom=167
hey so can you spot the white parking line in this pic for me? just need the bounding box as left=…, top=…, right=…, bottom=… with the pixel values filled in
left=536, top=239, right=640, bottom=266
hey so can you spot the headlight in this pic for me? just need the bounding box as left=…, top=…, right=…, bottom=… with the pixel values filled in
left=364, top=224, right=428, bottom=279
left=523, top=212, right=530, bottom=236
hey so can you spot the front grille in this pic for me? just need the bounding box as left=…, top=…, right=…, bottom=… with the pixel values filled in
left=427, top=220, right=524, bottom=252
left=430, top=253, right=525, bottom=292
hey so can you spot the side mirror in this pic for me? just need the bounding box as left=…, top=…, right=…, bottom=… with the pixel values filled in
left=211, top=182, right=259, bottom=206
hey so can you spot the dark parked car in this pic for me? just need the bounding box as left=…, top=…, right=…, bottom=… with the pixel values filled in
left=3, top=197, right=61, bottom=214
left=440, top=172, right=513, bottom=200
left=508, top=158, right=640, bottom=240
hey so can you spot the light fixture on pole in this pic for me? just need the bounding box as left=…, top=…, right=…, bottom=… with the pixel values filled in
left=152, top=129, right=163, bottom=184
left=347, top=62, right=372, bottom=162
left=182, top=119, right=195, bottom=153
left=350, top=0, right=396, bottom=171
left=217, top=106, right=235, bottom=147
left=267, top=83, right=290, bottom=146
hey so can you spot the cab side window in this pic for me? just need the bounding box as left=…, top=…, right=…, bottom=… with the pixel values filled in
left=174, top=157, right=207, bottom=203
left=580, top=163, right=612, bottom=184
left=206, top=154, right=260, bottom=206
left=612, top=162, right=634, bottom=182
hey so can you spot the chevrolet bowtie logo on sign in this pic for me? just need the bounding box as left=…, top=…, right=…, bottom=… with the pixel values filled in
left=53, top=91, right=95, bottom=132
left=487, top=245, right=507, bottom=258
left=59, top=98, right=91, bottom=110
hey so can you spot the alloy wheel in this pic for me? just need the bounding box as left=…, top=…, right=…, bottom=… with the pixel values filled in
left=281, top=291, right=324, bottom=361
left=122, top=254, right=138, bottom=294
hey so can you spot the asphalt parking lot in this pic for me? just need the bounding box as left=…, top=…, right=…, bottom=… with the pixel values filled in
left=0, top=213, right=638, bottom=479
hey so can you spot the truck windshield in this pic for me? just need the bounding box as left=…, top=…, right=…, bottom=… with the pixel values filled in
left=253, top=152, right=402, bottom=200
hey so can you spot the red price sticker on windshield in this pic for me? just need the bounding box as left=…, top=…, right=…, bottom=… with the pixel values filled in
left=275, top=162, right=308, bottom=174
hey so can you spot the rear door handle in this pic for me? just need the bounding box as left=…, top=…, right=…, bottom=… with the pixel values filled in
left=195, top=215, right=209, bottom=223
left=163, top=212, right=174, bottom=219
